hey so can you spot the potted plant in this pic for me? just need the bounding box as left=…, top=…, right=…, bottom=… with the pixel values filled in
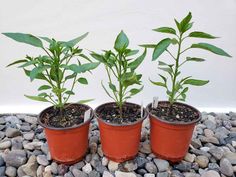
left=3, top=32, right=100, bottom=164
left=141, top=12, right=231, bottom=162
left=91, top=31, right=148, bottom=162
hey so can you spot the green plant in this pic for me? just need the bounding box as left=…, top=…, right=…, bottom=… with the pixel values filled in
left=91, top=31, right=146, bottom=117
left=3, top=32, right=99, bottom=111
left=141, top=12, right=231, bottom=105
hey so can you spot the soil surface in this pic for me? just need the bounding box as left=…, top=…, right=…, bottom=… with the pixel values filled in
left=40, top=104, right=89, bottom=128
left=148, top=102, right=199, bottom=123
left=96, top=102, right=143, bottom=124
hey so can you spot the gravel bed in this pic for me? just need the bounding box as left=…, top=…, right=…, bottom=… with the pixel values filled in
left=0, top=112, right=236, bottom=177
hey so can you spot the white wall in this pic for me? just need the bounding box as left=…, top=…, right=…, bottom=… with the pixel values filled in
left=0, top=0, right=236, bottom=113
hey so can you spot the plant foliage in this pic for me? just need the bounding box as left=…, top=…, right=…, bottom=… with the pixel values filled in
left=141, top=12, right=231, bottom=104
left=91, top=31, right=146, bottom=117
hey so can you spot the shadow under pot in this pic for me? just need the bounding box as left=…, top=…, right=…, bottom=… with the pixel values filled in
left=95, top=102, right=148, bottom=162
left=38, top=103, right=93, bottom=165
left=147, top=101, right=201, bottom=163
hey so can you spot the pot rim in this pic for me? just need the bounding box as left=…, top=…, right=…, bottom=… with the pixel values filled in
left=94, top=102, right=148, bottom=127
left=146, top=101, right=201, bottom=125
left=38, top=103, right=94, bottom=130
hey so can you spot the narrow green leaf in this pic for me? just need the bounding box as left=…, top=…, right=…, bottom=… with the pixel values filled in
left=65, top=91, right=75, bottom=95
left=38, top=85, right=51, bottom=91
left=65, top=73, right=77, bottom=81
left=153, top=27, right=176, bottom=35
left=91, top=53, right=105, bottom=63
left=179, top=12, right=192, bottom=32
left=101, top=81, right=115, bottom=101
left=3, top=33, right=43, bottom=48
left=24, top=95, right=49, bottom=102
left=24, top=69, right=47, bottom=80
left=129, top=86, right=143, bottom=96
left=183, top=79, right=209, bottom=86
left=150, top=79, right=166, bottom=87
left=128, top=48, right=146, bottom=70
left=189, top=31, right=218, bottom=39
left=109, top=82, right=117, bottom=92
left=158, top=74, right=167, bottom=83
left=158, top=61, right=168, bottom=66
left=186, top=57, right=205, bottom=62
left=65, top=62, right=100, bottom=73
left=30, top=66, right=50, bottom=81
left=191, top=43, right=231, bottom=57
left=77, top=99, right=94, bottom=104
left=126, top=50, right=139, bottom=57
left=152, top=38, right=172, bottom=61
left=7, top=59, right=28, bottom=67
left=65, top=32, right=89, bottom=47
left=114, top=30, right=129, bottom=52
left=78, top=77, right=88, bottom=84
left=39, top=36, right=52, bottom=43
left=174, top=19, right=181, bottom=32
left=18, top=60, right=38, bottom=68
left=139, top=44, right=156, bottom=48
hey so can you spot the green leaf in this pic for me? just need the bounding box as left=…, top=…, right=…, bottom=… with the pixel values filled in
left=158, top=61, right=168, bottom=66
left=78, top=77, right=88, bottom=84
left=174, top=19, right=181, bottom=32
left=30, top=66, right=50, bottom=81
left=65, top=32, right=89, bottom=47
left=179, top=12, right=192, bottom=33
left=101, top=81, right=115, bottom=101
left=158, top=74, right=167, bottom=83
left=65, top=62, right=100, bottom=73
left=18, top=60, right=38, bottom=68
left=121, top=72, right=140, bottom=88
left=129, top=86, right=143, bottom=96
left=38, top=85, right=51, bottom=91
left=77, top=99, right=94, bottom=104
left=7, top=59, right=28, bottom=67
left=186, top=57, right=205, bottom=62
left=125, top=49, right=139, bottom=57
left=183, top=79, right=209, bottom=86
left=114, top=30, right=129, bottom=52
left=139, top=44, right=156, bottom=48
left=24, top=95, right=48, bottom=102
left=109, top=82, right=117, bottom=92
left=65, top=91, right=75, bottom=95
left=39, top=36, right=52, bottom=43
left=91, top=53, right=105, bottom=63
left=153, top=27, right=176, bottom=35
left=189, top=31, right=218, bottom=39
left=65, top=73, right=77, bottom=81
left=191, top=43, right=231, bottom=57
left=152, top=38, right=172, bottom=61
left=24, top=69, right=47, bottom=80
left=128, top=48, right=146, bottom=70
left=149, top=79, right=166, bottom=87
left=3, top=33, right=43, bottom=48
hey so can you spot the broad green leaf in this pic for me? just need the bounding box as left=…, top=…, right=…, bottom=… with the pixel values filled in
left=50, top=67, right=63, bottom=82
left=129, top=86, right=143, bottom=96
left=78, top=77, right=88, bottom=84
left=139, top=44, right=156, bottom=48
left=125, top=50, right=139, bottom=57
left=38, top=92, right=48, bottom=97
left=153, top=27, right=176, bottom=35
left=181, top=87, right=189, bottom=94
left=18, top=60, right=38, bottom=68
left=152, top=38, right=172, bottom=61
left=191, top=43, right=231, bottom=57
left=24, top=95, right=48, bottom=102
left=38, top=85, right=51, bottom=91
left=39, top=36, right=52, bottom=43
left=149, top=79, right=166, bottom=87
left=121, top=72, right=140, bottom=88
left=128, top=48, right=146, bottom=70
left=77, top=99, right=94, bottom=104
left=114, top=30, right=129, bottom=52
left=7, top=59, right=28, bottom=67
left=65, top=62, right=100, bottom=73
left=90, top=53, right=105, bottom=63
left=189, top=31, right=218, bottom=39
left=109, top=82, right=117, bottom=92
left=171, top=38, right=178, bottom=45
left=3, top=33, right=43, bottom=48
left=24, top=69, right=47, bottom=80
left=186, top=57, right=205, bottom=62
left=65, top=32, right=89, bottom=47
left=30, top=66, right=50, bottom=81
left=183, top=79, right=209, bottom=86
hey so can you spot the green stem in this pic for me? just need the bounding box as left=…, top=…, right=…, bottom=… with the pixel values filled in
left=118, top=54, right=123, bottom=118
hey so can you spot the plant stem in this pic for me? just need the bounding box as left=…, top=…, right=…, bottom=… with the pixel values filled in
left=118, top=54, right=123, bottom=118
left=169, top=34, right=183, bottom=105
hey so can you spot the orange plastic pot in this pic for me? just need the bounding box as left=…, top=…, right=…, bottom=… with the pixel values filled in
left=95, top=102, right=148, bottom=162
left=38, top=103, right=93, bottom=164
left=147, top=101, right=201, bottom=163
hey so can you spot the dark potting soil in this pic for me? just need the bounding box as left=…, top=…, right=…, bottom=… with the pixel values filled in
left=40, top=104, right=89, bottom=128
left=96, top=102, right=143, bottom=124
left=149, top=102, right=199, bottom=123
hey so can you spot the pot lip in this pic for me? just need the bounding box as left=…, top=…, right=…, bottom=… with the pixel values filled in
left=146, top=101, right=201, bottom=125
left=38, top=103, right=94, bottom=130
left=94, top=102, right=148, bottom=127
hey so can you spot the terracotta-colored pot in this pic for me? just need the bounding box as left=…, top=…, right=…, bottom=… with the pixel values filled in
left=147, top=101, right=201, bottom=162
left=95, top=102, right=148, bottom=162
left=38, top=103, right=93, bottom=164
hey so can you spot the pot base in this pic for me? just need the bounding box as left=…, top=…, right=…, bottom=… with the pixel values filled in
left=53, top=155, right=85, bottom=165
